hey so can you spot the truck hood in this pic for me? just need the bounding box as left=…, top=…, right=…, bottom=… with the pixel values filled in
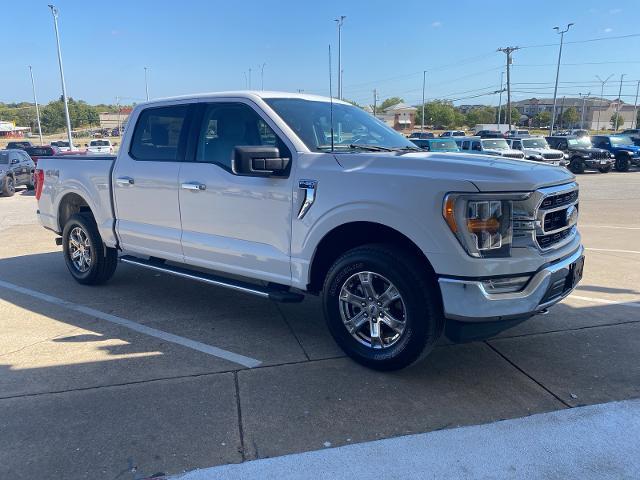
left=336, top=151, right=574, bottom=192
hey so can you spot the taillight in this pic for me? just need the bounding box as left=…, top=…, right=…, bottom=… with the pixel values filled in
left=35, top=169, right=45, bottom=200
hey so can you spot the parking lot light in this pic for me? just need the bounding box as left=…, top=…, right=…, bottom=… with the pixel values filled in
left=28, top=66, right=44, bottom=145
left=550, top=23, right=574, bottom=136
left=48, top=4, right=74, bottom=151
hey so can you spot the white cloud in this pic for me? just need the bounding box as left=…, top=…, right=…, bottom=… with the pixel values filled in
left=604, top=27, right=613, bottom=33
left=431, top=21, right=442, bottom=28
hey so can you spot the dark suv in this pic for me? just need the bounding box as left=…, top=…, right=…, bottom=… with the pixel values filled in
left=546, top=136, right=613, bottom=174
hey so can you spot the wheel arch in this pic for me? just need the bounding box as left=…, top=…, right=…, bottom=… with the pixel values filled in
left=57, top=192, right=94, bottom=232
left=307, top=221, right=437, bottom=294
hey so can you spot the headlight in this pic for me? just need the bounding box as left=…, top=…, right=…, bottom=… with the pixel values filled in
left=581, top=154, right=591, bottom=159
left=610, top=153, right=616, bottom=158
left=443, top=193, right=530, bottom=258
left=564, top=153, right=569, bottom=159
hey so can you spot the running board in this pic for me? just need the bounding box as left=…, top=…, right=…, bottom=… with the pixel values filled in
left=119, top=255, right=304, bottom=303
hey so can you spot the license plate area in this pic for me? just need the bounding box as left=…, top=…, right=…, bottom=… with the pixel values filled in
left=565, top=256, right=585, bottom=290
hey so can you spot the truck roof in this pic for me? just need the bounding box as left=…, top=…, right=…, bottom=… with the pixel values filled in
left=136, top=90, right=350, bottom=106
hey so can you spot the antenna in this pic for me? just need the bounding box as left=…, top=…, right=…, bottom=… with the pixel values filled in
left=328, top=44, right=335, bottom=152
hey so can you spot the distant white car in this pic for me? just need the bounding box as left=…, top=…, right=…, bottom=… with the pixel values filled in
left=439, top=130, right=465, bottom=138
left=51, top=141, right=75, bottom=152
left=86, top=139, right=114, bottom=154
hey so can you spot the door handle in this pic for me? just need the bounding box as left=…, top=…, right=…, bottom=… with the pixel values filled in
left=115, top=176, right=135, bottom=186
left=181, top=182, right=206, bottom=191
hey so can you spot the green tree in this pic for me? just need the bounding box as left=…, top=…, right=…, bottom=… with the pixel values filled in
left=610, top=113, right=624, bottom=130
left=379, top=97, right=404, bottom=111
left=465, top=106, right=496, bottom=126
left=533, top=111, right=552, bottom=128
left=562, top=107, right=579, bottom=127
left=415, top=100, right=460, bottom=128
left=40, top=97, right=101, bottom=134
left=497, top=106, right=521, bottom=125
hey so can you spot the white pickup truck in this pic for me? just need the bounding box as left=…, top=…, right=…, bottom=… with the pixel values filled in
left=35, top=91, right=584, bottom=370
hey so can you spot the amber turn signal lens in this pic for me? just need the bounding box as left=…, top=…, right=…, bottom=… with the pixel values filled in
left=443, top=196, right=457, bottom=233
left=467, top=217, right=500, bottom=233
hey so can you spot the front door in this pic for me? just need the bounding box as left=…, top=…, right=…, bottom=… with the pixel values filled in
left=178, top=101, right=295, bottom=284
left=112, top=103, right=191, bottom=262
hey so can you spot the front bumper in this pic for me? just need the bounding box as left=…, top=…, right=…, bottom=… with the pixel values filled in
left=438, top=245, right=584, bottom=323
left=584, top=158, right=613, bottom=168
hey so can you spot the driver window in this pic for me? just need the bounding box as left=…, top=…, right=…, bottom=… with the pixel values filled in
left=196, top=103, right=289, bottom=171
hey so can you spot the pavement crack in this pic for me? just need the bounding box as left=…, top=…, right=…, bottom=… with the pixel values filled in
left=233, top=371, right=247, bottom=462
left=484, top=341, right=572, bottom=409
left=275, top=303, right=311, bottom=361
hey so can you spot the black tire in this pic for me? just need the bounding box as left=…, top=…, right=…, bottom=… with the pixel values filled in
left=615, top=155, right=630, bottom=172
left=321, top=244, right=444, bottom=371
left=1, top=176, right=16, bottom=197
left=62, top=213, right=118, bottom=285
left=569, top=158, right=585, bottom=174
left=598, top=164, right=612, bottom=173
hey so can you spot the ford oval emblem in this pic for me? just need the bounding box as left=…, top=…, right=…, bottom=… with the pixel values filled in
left=565, top=205, right=578, bottom=226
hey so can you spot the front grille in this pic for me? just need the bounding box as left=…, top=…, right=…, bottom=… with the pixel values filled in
left=590, top=151, right=609, bottom=160
left=503, top=152, right=525, bottom=159
left=536, top=187, right=579, bottom=250
left=543, top=152, right=564, bottom=160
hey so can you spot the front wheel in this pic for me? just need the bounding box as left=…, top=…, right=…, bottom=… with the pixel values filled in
left=321, top=244, right=444, bottom=371
left=598, top=164, right=612, bottom=173
left=62, top=213, right=118, bottom=285
left=1, top=176, right=15, bottom=197
left=569, top=158, right=585, bottom=174
left=615, top=155, right=630, bottom=172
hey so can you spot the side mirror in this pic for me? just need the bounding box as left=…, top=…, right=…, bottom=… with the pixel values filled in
left=232, top=146, right=290, bottom=177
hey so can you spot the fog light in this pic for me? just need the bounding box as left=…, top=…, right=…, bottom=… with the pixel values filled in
left=482, top=275, right=531, bottom=294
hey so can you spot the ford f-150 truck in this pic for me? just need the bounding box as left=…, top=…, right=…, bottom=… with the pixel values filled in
left=35, top=91, right=584, bottom=370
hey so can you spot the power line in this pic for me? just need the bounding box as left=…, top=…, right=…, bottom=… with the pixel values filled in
left=520, top=32, right=640, bottom=49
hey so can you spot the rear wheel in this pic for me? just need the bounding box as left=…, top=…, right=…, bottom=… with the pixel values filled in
left=26, top=172, right=36, bottom=190
left=569, top=158, right=585, bottom=174
left=1, top=176, right=15, bottom=197
left=62, top=213, right=118, bottom=285
left=321, top=244, right=444, bottom=371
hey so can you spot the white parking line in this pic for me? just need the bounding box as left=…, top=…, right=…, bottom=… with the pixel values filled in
left=571, top=294, right=640, bottom=309
left=585, top=248, right=640, bottom=255
left=581, top=225, right=640, bottom=230
left=0, top=279, right=262, bottom=368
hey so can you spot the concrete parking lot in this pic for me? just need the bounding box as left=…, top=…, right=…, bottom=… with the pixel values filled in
left=1, top=172, right=639, bottom=479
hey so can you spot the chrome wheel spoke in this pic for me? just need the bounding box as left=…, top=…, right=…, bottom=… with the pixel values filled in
left=343, top=310, right=368, bottom=334
left=380, top=312, right=405, bottom=335
left=369, top=320, right=384, bottom=348
left=340, top=290, right=366, bottom=308
left=68, top=227, right=91, bottom=273
left=71, top=250, right=82, bottom=259
left=378, top=284, right=400, bottom=307
left=358, top=272, right=377, bottom=299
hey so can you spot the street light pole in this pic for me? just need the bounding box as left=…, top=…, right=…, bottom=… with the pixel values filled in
left=259, top=63, right=266, bottom=90
left=614, top=73, right=625, bottom=132
left=579, top=92, right=590, bottom=129
left=633, top=80, right=640, bottom=129
left=595, top=74, right=613, bottom=132
left=421, top=70, right=426, bottom=132
left=48, top=4, right=74, bottom=149
left=550, top=23, right=574, bottom=136
left=28, top=66, right=43, bottom=145
left=335, top=16, right=346, bottom=99
left=144, top=67, right=149, bottom=101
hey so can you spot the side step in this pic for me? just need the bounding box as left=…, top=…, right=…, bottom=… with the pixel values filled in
left=119, top=255, right=304, bottom=303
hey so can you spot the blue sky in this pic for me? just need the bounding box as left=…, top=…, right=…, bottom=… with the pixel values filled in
left=2, top=0, right=639, bottom=107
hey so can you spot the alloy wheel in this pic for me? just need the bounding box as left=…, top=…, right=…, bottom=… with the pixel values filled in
left=68, top=226, right=92, bottom=273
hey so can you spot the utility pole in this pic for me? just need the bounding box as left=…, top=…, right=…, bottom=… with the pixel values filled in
left=550, top=23, right=574, bottom=136
left=243, top=71, right=248, bottom=89
left=373, top=89, right=378, bottom=116
left=421, top=70, right=427, bottom=132
left=579, top=92, right=591, bottom=129
left=334, top=15, right=346, bottom=99
left=595, top=74, right=613, bottom=132
left=633, top=80, right=639, bottom=129
left=559, top=96, right=566, bottom=129
left=497, top=71, right=504, bottom=125
left=259, top=63, right=266, bottom=90
left=28, top=66, right=43, bottom=145
left=144, top=67, right=149, bottom=101
left=497, top=46, right=519, bottom=132
left=116, top=96, right=121, bottom=137
left=614, top=73, right=625, bottom=132
left=48, top=4, right=74, bottom=150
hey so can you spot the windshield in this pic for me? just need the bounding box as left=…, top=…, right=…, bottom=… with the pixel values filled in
left=430, top=140, right=459, bottom=151
left=611, top=136, right=634, bottom=146
left=264, top=98, right=416, bottom=152
left=57, top=141, right=70, bottom=147
left=568, top=137, right=592, bottom=147
left=90, top=140, right=110, bottom=146
left=522, top=138, right=549, bottom=149
left=481, top=139, right=509, bottom=150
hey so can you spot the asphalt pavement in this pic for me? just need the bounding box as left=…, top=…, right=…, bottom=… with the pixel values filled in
left=0, top=171, right=639, bottom=479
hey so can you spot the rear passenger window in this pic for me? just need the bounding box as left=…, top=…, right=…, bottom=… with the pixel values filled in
left=195, top=103, right=290, bottom=171
left=130, top=105, right=188, bottom=161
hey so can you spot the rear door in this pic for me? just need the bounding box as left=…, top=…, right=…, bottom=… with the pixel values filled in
left=112, top=103, right=192, bottom=262
left=177, top=100, right=296, bottom=284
